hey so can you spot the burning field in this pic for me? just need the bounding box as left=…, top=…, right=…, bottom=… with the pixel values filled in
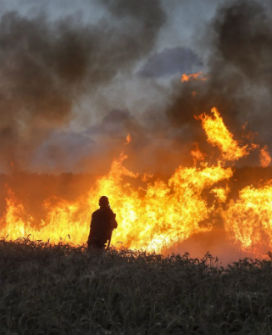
left=1, top=0, right=272, bottom=333
left=1, top=107, right=272, bottom=262
left=0, top=0, right=271, bottom=264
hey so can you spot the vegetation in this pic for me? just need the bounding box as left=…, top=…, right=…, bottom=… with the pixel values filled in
left=0, top=240, right=272, bottom=334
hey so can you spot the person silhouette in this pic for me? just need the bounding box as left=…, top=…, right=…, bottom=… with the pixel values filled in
left=87, top=196, right=118, bottom=250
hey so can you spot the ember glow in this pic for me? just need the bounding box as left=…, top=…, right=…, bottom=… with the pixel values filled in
left=125, top=133, right=132, bottom=145
left=1, top=108, right=272, bottom=257
left=181, top=72, right=206, bottom=82
left=260, top=146, right=271, bottom=167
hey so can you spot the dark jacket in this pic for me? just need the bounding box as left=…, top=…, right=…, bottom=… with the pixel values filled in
left=88, top=206, right=117, bottom=246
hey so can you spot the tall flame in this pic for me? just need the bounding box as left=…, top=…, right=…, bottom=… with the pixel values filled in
left=1, top=107, right=272, bottom=257
left=224, top=184, right=272, bottom=256
left=197, top=107, right=249, bottom=161
left=0, top=154, right=233, bottom=253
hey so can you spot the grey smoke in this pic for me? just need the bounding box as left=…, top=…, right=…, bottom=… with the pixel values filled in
left=166, top=0, right=272, bottom=158
left=31, top=131, right=95, bottom=173
left=0, top=0, right=166, bottom=171
left=138, top=47, right=202, bottom=78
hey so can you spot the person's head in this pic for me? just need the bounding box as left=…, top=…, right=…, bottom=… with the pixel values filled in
left=99, top=196, right=109, bottom=208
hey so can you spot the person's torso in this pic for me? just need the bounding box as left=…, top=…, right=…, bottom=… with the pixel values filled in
left=91, top=208, right=114, bottom=241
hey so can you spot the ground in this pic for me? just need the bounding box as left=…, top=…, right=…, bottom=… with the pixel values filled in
left=0, top=240, right=272, bottom=334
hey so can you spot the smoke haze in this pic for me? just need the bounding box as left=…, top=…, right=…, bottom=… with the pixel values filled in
left=0, top=1, right=272, bottom=261
left=167, top=0, right=272, bottom=159
left=0, top=0, right=270, bottom=173
left=0, top=0, right=165, bottom=172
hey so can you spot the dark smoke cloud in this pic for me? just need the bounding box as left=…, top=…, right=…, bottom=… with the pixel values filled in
left=138, top=46, right=202, bottom=78
left=31, top=131, right=96, bottom=173
left=166, top=0, right=272, bottom=158
left=32, top=106, right=182, bottom=175
left=88, top=108, right=191, bottom=175
left=0, top=0, right=165, bottom=172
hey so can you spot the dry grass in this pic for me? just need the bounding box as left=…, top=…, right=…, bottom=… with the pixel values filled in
left=0, top=240, right=271, bottom=334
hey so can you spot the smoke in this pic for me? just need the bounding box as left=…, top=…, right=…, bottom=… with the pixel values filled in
left=138, top=46, right=202, bottom=78
left=89, top=0, right=272, bottom=175
left=157, top=0, right=272, bottom=260
left=166, top=0, right=272, bottom=159
left=2, top=1, right=272, bottom=261
left=1, top=0, right=270, bottom=173
left=0, top=0, right=165, bottom=172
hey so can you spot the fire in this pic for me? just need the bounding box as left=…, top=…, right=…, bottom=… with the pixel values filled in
left=224, top=184, right=272, bottom=256
left=2, top=190, right=82, bottom=244
left=85, top=155, right=233, bottom=251
left=211, top=186, right=229, bottom=203
left=0, top=154, right=232, bottom=253
left=125, top=133, right=131, bottom=145
left=181, top=72, right=206, bottom=83
left=260, top=146, right=271, bottom=167
left=190, top=143, right=205, bottom=165
left=1, top=107, right=272, bottom=257
left=197, top=107, right=249, bottom=161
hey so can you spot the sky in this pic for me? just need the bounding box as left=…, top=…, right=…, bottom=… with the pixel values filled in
left=0, top=0, right=271, bottom=174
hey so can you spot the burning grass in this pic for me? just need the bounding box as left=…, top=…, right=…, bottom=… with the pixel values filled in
left=1, top=240, right=272, bottom=333
left=1, top=108, right=272, bottom=257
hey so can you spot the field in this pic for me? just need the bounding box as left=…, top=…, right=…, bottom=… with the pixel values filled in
left=0, top=241, right=272, bottom=334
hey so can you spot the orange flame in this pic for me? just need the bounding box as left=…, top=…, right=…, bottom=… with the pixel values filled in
left=260, top=146, right=271, bottom=167
left=197, top=107, right=249, bottom=161
left=181, top=72, right=206, bottom=83
left=211, top=186, right=230, bottom=203
left=190, top=143, right=205, bottom=165
left=1, top=107, right=272, bottom=258
left=224, top=184, right=272, bottom=256
left=0, top=154, right=233, bottom=253
left=125, top=133, right=132, bottom=145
